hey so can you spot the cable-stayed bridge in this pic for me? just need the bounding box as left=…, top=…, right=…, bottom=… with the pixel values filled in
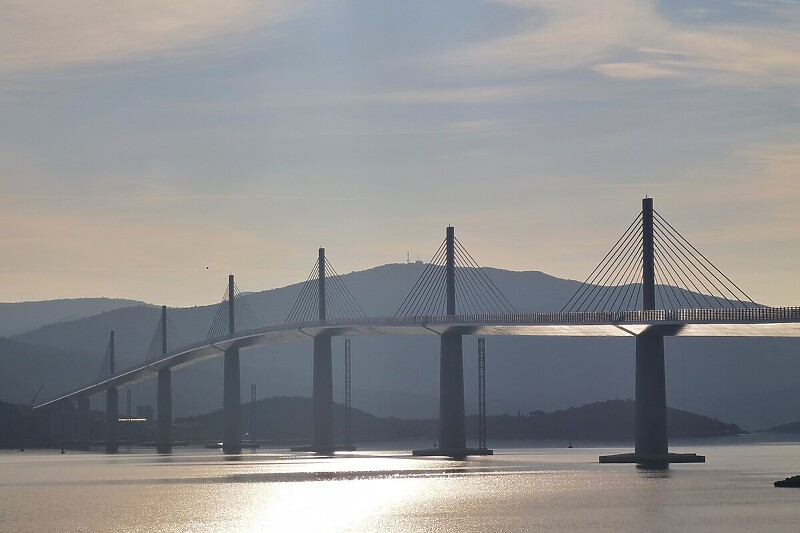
left=33, top=198, right=800, bottom=463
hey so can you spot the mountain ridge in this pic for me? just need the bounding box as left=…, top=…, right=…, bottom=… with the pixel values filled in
left=0, top=297, right=146, bottom=337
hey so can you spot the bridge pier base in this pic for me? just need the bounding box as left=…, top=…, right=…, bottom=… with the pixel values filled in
left=635, top=334, right=668, bottom=456
left=292, top=334, right=353, bottom=453
left=157, top=368, right=172, bottom=454
left=105, top=387, right=118, bottom=453
left=600, top=335, right=704, bottom=465
left=76, top=397, right=90, bottom=450
left=223, top=348, right=242, bottom=454
left=312, top=334, right=334, bottom=453
left=413, top=333, right=492, bottom=458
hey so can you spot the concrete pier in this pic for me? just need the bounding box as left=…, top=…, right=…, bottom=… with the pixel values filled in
left=437, top=332, right=465, bottom=450
left=312, top=334, right=334, bottom=453
left=222, top=347, right=241, bottom=454
left=157, top=368, right=172, bottom=453
left=105, top=387, right=118, bottom=453
left=635, top=334, right=667, bottom=455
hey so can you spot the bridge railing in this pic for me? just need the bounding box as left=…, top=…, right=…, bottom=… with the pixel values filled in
left=292, top=306, right=800, bottom=329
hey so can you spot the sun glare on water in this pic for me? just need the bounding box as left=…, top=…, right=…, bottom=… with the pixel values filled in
left=211, top=455, right=425, bottom=532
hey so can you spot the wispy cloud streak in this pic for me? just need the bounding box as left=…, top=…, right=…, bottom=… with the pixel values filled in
left=0, top=0, right=305, bottom=77
left=444, top=0, right=800, bottom=86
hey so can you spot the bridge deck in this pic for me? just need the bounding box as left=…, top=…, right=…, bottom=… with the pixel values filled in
left=34, top=307, right=800, bottom=409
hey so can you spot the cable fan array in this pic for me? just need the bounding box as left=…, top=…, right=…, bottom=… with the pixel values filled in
left=395, top=236, right=516, bottom=317
left=95, top=336, right=115, bottom=381
left=561, top=213, right=644, bottom=313
left=144, top=310, right=187, bottom=363
left=652, top=210, right=755, bottom=309
left=285, top=257, right=366, bottom=323
left=206, top=281, right=261, bottom=339
left=561, top=209, right=757, bottom=313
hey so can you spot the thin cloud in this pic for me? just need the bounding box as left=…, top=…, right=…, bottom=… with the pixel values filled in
left=0, top=0, right=305, bottom=77
left=444, top=0, right=800, bottom=86
left=361, top=84, right=542, bottom=104
left=0, top=192, right=370, bottom=205
left=358, top=80, right=612, bottom=106
left=446, top=119, right=508, bottom=134
left=592, top=62, right=679, bottom=80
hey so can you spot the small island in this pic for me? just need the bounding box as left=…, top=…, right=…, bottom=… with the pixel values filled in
left=1, top=397, right=746, bottom=449
left=774, top=475, right=800, bottom=488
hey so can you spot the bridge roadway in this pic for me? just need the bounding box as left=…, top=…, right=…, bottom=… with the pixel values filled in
left=35, top=306, right=800, bottom=409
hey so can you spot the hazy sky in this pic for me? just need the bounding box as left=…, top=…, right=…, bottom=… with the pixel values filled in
left=1, top=0, right=798, bottom=307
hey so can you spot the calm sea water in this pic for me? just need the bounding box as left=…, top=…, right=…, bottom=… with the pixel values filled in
left=1, top=437, right=799, bottom=532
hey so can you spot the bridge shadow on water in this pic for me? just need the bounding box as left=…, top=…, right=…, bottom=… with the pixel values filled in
left=635, top=463, right=672, bottom=477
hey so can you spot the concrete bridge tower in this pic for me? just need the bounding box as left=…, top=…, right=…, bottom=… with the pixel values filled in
left=223, top=274, right=242, bottom=454
left=414, top=226, right=492, bottom=458
left=601, top=198, right=703, bottom=464
left=635, top=197, right=669, bottom=457
left=157, top=305, right=173, bottom=454
left=105, top=330, right=119, bottom=453
left=439, top=226, right=466, bottom=452
left=312, top=247, right=335, bottom=453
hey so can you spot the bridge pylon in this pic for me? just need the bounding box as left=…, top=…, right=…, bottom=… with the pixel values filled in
left=156, top=305, right=173, bottom=454
left=414, top=226, right=492, bottom=458
left=105, top=330, right=119, bottom=453
left=600, top=198, right=703, bottom=465
left=311, top=248, right=334, bottom=453
left=223, top=274, right=242, bottom=454
left=289, top=247, right=358, bottom=453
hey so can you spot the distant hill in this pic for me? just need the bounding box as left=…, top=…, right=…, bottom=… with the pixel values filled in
left=4, top=262, right=799, bottom=430
left=0, top=338, right=97, bottom=405
left=175, top=397, right=745, bottom=444
left=13, top=304, right=165, bottom=369
left=0, top=298, right=144, bottom=337
left=0, top=396, right=745, bottom=449
left=501, top=399, right=745, bottom=440
left=764, top=420, right=800, bottom=433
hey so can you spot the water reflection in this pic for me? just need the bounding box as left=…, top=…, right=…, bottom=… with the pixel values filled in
left=636, top=464, right=672, bottom=477
left=2, top=443, right=799, bottom=532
